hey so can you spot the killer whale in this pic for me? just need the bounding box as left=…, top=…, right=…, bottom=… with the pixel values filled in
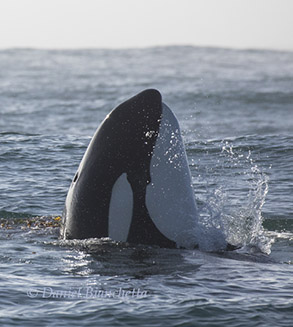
left=61, top=89, right=199, bottom=248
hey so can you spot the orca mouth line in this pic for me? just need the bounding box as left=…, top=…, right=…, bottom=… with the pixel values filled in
left=60, top=89, right=235, bottom=251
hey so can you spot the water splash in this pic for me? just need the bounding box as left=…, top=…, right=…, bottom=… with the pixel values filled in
left=191, top=139, right=273, bottom=254
left=223, top=164, right=273, bottom=255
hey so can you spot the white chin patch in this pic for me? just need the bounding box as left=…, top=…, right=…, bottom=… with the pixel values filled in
left=109, top=173, right=133, bottom=242
left=146, top=103, right=198, bottom=248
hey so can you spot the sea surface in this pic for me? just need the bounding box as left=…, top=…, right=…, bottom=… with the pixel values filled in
left=0, top=46, right=293, bottom=326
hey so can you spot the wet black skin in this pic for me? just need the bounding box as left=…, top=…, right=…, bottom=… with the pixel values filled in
left=61, top=89, right=176, bottom=248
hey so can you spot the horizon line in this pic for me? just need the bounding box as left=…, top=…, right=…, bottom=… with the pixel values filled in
left=0, top=44, right=292, bottom=53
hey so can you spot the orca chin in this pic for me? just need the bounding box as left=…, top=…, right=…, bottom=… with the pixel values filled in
left=61, top=89, right=199, bottom=248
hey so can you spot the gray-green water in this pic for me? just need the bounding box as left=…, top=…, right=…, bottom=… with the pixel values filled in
left=0, top=47, right=293, bottom=326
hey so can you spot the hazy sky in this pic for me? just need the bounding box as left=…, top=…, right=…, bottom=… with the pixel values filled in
left=0, top=0, right=292, bottom=50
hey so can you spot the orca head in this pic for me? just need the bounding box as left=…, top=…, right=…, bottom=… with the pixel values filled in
left=61, top=89, right=198, bottom=249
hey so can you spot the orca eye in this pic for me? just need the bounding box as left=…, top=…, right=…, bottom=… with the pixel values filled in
left=73, top=172, right=79, bottom=183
